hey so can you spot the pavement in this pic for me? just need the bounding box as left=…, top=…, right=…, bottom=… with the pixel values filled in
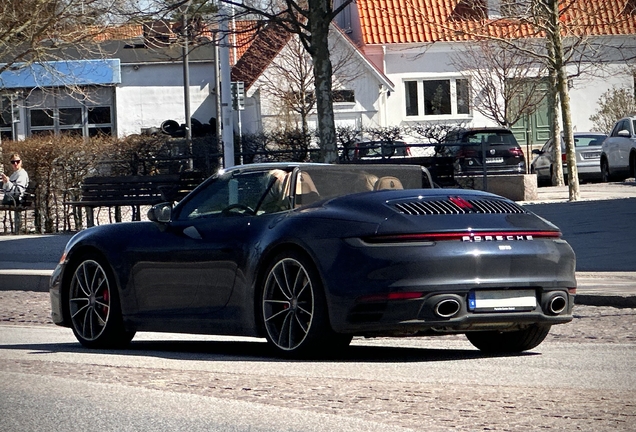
left=0, top=181, right=635, bottom=308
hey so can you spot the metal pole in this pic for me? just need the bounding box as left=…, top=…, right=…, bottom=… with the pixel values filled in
left=182, top=2, right=193, bottom=170
left=219, top=4, right=234, bottom=168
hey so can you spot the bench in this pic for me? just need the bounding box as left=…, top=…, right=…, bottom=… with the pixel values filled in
left=65, top=171, right=205, bottom=228
left=1, top=183, right=37, bottom=234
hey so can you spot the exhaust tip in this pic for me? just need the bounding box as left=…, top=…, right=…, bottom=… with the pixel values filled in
left=435, top=298, right=461, bottom=318
left=548, top=295, right=567, bottom=315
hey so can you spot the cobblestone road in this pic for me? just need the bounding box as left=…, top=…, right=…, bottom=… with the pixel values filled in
left=2, top=291, right=636, bottom=431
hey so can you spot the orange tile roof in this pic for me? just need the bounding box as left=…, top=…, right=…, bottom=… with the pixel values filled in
left=90, top=24, right=145, bottom=42
left=230, top=20, right=260, bottom=65
left=356, top=0, right=636, bottom=44
left=231, top=22, right=293, bottom=89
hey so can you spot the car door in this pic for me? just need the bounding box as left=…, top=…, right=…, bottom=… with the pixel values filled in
left=130, top=168, right=291, bottom=319
left=533, top=139, right=554, bottom=180
left=608, top=120, right=629, bottom=169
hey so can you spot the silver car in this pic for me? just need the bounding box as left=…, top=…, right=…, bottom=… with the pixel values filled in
left=531, top=132, right=607, bottom=185
left=600, top=116, right=636, bottom=181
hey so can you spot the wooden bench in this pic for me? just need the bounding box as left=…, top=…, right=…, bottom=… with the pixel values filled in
left=1, top=183, right=37, bottom=234
left=65, top=172, right=205, bottom=228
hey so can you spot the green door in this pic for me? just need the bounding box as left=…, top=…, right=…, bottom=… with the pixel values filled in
left=509, top=80, right=551, bottom=147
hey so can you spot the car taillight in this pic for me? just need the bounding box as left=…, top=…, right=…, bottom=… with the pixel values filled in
left=561, top=153, right=567, bottom=163
left=509, top=147, right=524, bottom=157
left=457, top=148, right=478, bottom=157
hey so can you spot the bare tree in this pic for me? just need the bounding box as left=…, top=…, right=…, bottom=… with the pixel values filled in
left=257, top=25, right=363, bottom=139
left=451, top=40, right=548, bottom=129
left=221, top=0, right=355, bottom=163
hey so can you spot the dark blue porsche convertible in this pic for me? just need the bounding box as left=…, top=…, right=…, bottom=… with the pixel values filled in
left=50, top=163, right=576, bottom=357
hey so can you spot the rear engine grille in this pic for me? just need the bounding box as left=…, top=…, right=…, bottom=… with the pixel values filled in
left=394, top=198, right=526, bottom=215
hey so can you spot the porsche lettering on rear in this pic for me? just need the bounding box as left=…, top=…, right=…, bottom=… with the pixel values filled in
left=462, top=234, right=534, bottom=242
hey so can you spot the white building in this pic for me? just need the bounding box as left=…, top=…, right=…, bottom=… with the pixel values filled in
left=1, top=24, right=218, bottom=142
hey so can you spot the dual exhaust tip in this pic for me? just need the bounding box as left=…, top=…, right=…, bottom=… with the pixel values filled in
left=432, top=292, right=568, bottom=319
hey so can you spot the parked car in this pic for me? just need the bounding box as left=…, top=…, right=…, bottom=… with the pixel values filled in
left=436, top=127, right=526, bottom=176
left=341, top=140, right=411, bottom=161
left=600, top=116, right=636, bottom=181
left=50, top=162, right=575, bottom=358
left=530, top=132, right=607, bottom=185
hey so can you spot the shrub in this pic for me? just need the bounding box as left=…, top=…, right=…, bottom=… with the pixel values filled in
left=589, top=87, right=636, bottom=134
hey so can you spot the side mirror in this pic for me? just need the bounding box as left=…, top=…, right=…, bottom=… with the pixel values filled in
left=148, top=202, right=172, bottom=223
left=532, top=149, right=542, bottom=155
left=618, top=129, right=631, bottom=137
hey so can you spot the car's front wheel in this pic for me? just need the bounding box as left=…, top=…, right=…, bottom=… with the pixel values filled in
left=465, top=324, right=551, bottom=353
left=67, top=255, right=135, bottom=348
left=601, top=159, right=611, bottom=182
left=260, top=251, right=351, bottom=358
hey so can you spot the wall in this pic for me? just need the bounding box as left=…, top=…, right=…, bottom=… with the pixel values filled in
left=116, top=62, right=217, bottom=137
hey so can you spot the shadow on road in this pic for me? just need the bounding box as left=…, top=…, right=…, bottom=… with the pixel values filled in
left=1, top=338, right=538, bottom=363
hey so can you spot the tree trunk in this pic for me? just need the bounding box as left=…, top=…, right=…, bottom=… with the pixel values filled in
left=548, top=0, right=579, bottom=200
left=547, top=41, right=565, bottom=186
left=308, top=0, right=338, bottom=163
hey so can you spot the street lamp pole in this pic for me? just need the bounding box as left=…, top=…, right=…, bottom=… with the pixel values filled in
left=181, top=0, right=193, bottom=170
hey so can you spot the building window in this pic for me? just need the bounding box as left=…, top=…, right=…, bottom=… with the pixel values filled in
left=1, top=96, right=14, bottom=141
left=424, top=80, right=451, bottom=115
left=28, top=106, right=112, bottom=137
left=404, top=78, right=471, bottom=118
left=333, top=90, right=355, bottom=103
left=405, top=81, right=419, bottom=116
left=457, top=79, right=470, bottom=114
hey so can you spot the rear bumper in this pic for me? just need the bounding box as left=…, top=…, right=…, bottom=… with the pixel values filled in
left=322, top=237, right=576, bottom=335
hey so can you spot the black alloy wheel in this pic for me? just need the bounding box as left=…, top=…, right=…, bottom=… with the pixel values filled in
left=67, top=255, right=135, bottom=348
left=260, top=251, right=351, bottom=357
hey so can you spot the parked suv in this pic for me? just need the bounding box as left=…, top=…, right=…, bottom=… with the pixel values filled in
left=437, top=127, right=526, bottom=176
left=600, top=116, right=636, bottom=181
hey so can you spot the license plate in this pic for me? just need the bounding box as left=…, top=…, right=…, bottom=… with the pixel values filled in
left=468, top=289, right=536, bottom=312
left=582, top=152, right=600, bottom=159
left=485, top=157, right=504, bottom=164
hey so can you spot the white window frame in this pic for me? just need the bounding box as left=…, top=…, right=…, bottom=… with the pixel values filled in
left=403, top=77, right=472, bottom=120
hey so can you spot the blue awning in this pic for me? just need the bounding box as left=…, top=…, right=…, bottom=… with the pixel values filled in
left=0, top=59, right=121, bottom=89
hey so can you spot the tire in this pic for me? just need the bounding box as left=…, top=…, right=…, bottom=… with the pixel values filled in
left=465, top=324, right=551, bottom=353
left=601, top=159, right=611, bottom=183
left=67, top=255, right=135, bottom=349
left=630, top=152, right=636, bottom=179
left=260, top=251, right=352, bottom=358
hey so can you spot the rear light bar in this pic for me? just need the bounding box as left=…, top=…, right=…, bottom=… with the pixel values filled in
left=364, top=230, right=562, bottom=244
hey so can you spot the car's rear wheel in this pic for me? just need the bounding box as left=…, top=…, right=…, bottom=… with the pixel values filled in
left=260, top=251, right=351, bottom=358
left=67, top=255, right=135, bottom=348
left=465, top=324, right=551, bottom=353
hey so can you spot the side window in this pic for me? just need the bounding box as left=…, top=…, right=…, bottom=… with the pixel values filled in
left=631, top=120, right=636, bottom=135
left=541, top=139, right=552, bottom=153
left=612, top=120, right=628, bottom=137
left=177, top=170, right=291, bottom=220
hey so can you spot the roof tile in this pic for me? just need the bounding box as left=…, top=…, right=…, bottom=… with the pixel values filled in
left=356, top=0, right=636, bottom=44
